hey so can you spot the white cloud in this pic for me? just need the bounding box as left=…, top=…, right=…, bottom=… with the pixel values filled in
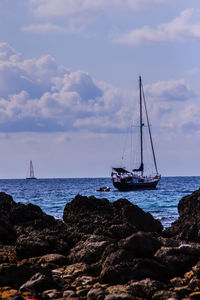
left=21, top=23, right=68, bottom=34
left=179, top=104, right=200, bottom=133
left=146, top=80, right=194, bottom=102
left=113, top=8, right=200, bottom=45
left=0, top=43, right=197, bottom=136
left=0, top=43, right=19, bottom=61
left=0, top=43, right=132, bottom=133
left=22, top=0, right=166, bottom=36
left=29, top=0, right=165, bottom=19
left=135, top=80, right=196, bottom=139
left=187, top=67, right=200, bottom=76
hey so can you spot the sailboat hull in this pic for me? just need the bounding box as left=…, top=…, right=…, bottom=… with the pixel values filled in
left=113, top=179, right=160, bottom=191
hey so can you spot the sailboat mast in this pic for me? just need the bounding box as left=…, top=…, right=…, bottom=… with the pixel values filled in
left=139, top=76, right=144, bottom=175
left=141, top=83, right=159, bottom=175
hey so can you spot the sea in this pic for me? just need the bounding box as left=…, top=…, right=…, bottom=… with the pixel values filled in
left=0, top=176, right=200, bottom=229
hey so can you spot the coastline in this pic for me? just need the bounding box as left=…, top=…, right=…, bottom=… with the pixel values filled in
left=1, top=189, right=200, bottom=299
left=1, top=176, right=200, bottom=229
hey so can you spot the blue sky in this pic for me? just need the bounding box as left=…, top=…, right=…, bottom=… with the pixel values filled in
left=0, top=0, right=200, bottom=178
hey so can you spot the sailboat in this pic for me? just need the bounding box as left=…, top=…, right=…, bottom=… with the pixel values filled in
left=26, top=160, right=37, bottom=180
left=111, top=76, right=161, bottom=191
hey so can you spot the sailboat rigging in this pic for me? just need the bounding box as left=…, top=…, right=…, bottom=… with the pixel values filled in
left=26, top=160, right=37, bottom=180
left=111, top=76, right=161, bottom=191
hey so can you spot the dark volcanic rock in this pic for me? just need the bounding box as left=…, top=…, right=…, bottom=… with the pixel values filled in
left=20, top=272, right=60, bottom=293
left=155, top=245, right=200, bottom=279
left=0, top=192, right=69, bottom=258
left=4, top=190, right=200, bottom=299
left=63, top=195, right=164, bottom=284
left=127, top=278, right=166, bottom=299
left=164, top=189, right=200, bottom=242
left=99, top=234, right=168, bottom=284
left=87, top=286, right=105, bottom=300
left=118, top=231, right=162, bottom=257
left=67, top=234, right=112, bottom=264
left=63, top=195, right=163, bottom=242
left=0, top=260, right=49, bottom=288
left=0, top=192, right=50, bottom=226
left=100, top=257, right=171, bottom=284
left=0, top=193, right=18, bottom=243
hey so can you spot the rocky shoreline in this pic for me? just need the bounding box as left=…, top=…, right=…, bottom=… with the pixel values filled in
left=1, top=190, right=200, bottom=299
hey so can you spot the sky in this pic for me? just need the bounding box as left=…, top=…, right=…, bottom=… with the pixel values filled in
left=0, top=0, right=200, bottom=178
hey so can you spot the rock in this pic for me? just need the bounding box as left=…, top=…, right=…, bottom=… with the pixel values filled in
left=105, top=292, right=132, bottom=299
left=0, top=287, right=20, bottom=300
left=15, top=225, right=69, bottom=259
left=42, top=289, right=62, bottom=299
left=0, top=193, right=18, bottom=244
left=0, top=192, right=70, bottom=259
left=158, top=236, right=179, bottom=248
left=63, top=289, right=77, bottom=298
left=99, top=234, right=167, bottom=284
left=87, top=287, right=106, bottom=300
left=189, top=291, right=200, bottom=299
left=63, top=195, right=163, bottom=243
left=152, top=290, right=179, bottom=300
left=106, top=285, right=129, bottom=298
left=59, top=262, right=89, bottom=280
left=0, top=246, right=17, bottom=263
left=68, top=234, right=111, bottom=264
left=38, top=253, right=68, bottom=266
left=76, top=286, right=90, bottom=297
left=19, top=272, right=60, bottom=293
left=184, top=269, right=194, bottom=282
left=4, top=190, right=200, bottom=299
left=188, top=277, right=200, bottom=290
left=127, top=278, right=166, bottom=299
left=170, top=277, right=188, bottom=288
left=100, top=257, right=170, bottom=284
left=164, top=189, right=200, bottom=242
left=173, top=286, right=192, bottom=298
left=102, top=248, right=135, bottom=267
left=106, top=223, right=137, bottom=240
left=118, top=232, right=162, bottom=257
left=155, top=246, right=200, bottom=277
left=192, top=261, right=200, bottom=277
left=0, top=192, right=52, bottom=227
left=0, top=261, right=48, bottom=288
left=72, top=275, right=97, bottom=288
left=112, top=198, right=162, bottom=233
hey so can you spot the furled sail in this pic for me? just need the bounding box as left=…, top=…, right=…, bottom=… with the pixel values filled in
left=133, top=163, right=144, bottom=172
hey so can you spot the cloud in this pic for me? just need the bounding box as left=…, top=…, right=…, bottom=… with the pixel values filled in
left=29, top=0, right=165, bottom=19
left=0, top=45, right=66, bottom=98
left=179, top=104, right=200, bottom=133
left=0, top=43, right=131, bottom=133
left=187, top=67, right=200, bottom=76
left=22, top=0, right=166, bottom=36
left=113, top=8, right=200, bottom=45
left=135, top=80, right=196, bottom=138
left=21, top=23, right=68, bottom=34
left=0, top=43, right=19, bottom=61
left=0, top=43, right=197, bottom=135
left=146, top=80, right=194, bottom=102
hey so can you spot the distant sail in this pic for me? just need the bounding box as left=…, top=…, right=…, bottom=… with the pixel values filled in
left=26, top=160, right=37, bottom=179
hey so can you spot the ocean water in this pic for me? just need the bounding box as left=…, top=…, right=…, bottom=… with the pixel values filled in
left=0, top=177, right=200, bottom=228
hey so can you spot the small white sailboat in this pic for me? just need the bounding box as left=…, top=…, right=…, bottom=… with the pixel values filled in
left=26, top=160, right=37, bottom=180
